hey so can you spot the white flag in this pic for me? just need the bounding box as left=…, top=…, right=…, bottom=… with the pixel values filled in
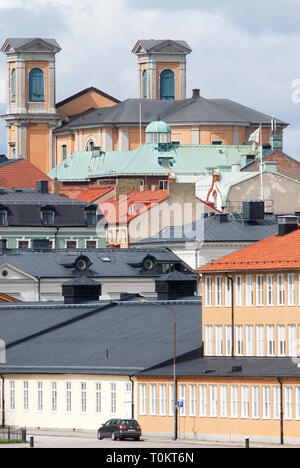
left=248, top=127, right=260, bottom=144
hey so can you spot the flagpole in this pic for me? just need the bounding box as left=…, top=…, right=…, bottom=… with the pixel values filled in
left=260, top=123, right=264, bottom=201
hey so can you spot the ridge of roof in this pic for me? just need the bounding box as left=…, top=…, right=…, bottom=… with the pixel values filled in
left=56, top=86, right=120, bottom=109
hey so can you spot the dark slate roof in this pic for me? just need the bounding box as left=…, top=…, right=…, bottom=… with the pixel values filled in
left=0, top=248, right=195, bottom=279
left=2, top=38, right=61, bottom=51
left=139, top=356, right=300, bottom=379
left=0, top=298, right=202, bottom=374
left=54, top=98, right=288, bottom=134
left=135, top=39, right=192, bottom=53
left=0, top=187, right=102, bottom=227
left=132, top=213, right=279, bottom=245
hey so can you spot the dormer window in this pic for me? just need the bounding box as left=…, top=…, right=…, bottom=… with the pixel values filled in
left=85, top=207, right=97, bottom=226
left=41, top=206, right=55, bottom=226
left=0, top=208, right=7, bottom=226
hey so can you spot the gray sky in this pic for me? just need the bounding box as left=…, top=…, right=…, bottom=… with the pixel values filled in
left=0, top=0, right=300, bottom=160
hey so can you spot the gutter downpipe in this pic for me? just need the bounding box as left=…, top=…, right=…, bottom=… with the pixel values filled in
left=129, top=375, right=135, bottom=419
left=0, top=374, right=4, bottom=427
left=226, top=274, right=234, bottom=358
left=278, top=378, right=284, bottom=445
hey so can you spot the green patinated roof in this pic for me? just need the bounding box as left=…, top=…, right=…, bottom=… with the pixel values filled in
left=48, top=144, right=255, bottom=182
left=145, top=120, right=171, bottom=134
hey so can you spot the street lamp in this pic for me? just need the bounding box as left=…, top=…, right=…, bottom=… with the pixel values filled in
left=140, top=300, right=178, bottom=441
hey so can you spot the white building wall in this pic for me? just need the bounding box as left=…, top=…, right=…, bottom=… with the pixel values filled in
left=3, top=374, right=133, bottom=431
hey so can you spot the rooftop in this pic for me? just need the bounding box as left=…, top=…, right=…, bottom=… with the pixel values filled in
left=0, top=158, right=50, bottom=189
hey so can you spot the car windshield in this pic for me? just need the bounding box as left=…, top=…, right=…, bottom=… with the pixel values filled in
left=121, top=420, right=139, bottom=426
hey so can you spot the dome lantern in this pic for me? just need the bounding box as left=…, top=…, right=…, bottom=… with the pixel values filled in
left=145, top=119, right=171, bottom=145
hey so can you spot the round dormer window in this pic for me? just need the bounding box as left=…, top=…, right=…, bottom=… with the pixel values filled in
left=1, top=269, right=8, bottom=278
left=143, top=257, right=155, bottom=271
left=76, top=259, right=87, bottom=271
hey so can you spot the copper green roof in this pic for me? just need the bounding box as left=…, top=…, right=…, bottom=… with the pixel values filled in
left=146, top=120, right=171, bottom=134
left=48, top=145, right=254, bottom=182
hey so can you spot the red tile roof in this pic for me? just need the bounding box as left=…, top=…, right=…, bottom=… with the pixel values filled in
left=197, top=226, right=300, bottom=273
left=59, top=185, right=115, bottom=202
left=0, top=159, right=50, bottom=188
left=100, top=189, right=169, bottom=224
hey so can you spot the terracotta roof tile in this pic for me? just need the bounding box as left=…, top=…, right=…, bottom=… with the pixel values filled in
left=197, top=225, right=300, bottom=272
left=0, top=159, right=50, bottom=189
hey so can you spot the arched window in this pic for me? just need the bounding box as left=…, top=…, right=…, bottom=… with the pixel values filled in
left=11, top=69, right=16, bottom=102
left=29, top=68, right=44, bottom=102
left=143, top=70, right=147, bottom=99
left=85, top=139, right=95, bottom=151
left=160, top=69, right=175, bottom=101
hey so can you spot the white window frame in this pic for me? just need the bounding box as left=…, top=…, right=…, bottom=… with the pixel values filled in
left=277, top=274, right=285, bottom=306
left=235, top=325, right=243, bottom=356
left=205, top=326, right=213, bottom=356
left=10, top=381, right=15, bottom=411
left=169, top=384, right=174, bottom=417
left=267, top=275, right=274, bottom=306
left=225, top=275, right=232, bottom=307
left=230, top=385, right=238, bottom=418
left=288, top=325, right=297, bottom=357
left=209, top=385, right=218, bottom=418
left=225, top=326, right=232, bottom=356
left=215, top=276, right=223, bottom=307
left=288, top=274, right=295, bottom=306
left=215, top=325, right=223, bottom=356
left=139, top=384, right=147, bottom=416
left=110, top=382, right=117, bottom=414
left=189, top=384, right=197, bottom=417
left=296, top=387, right=300, bottom=420
left=278, top=325, right=286, bottom=357
left=23, top=381, right=29, bottom=412
left=220, top=385, right=228, bottom=418
left=205, top=276, right=212, bottom=307
left=245, top=275, right=253, bottom=306
left=179, top=384, right=186, bottom=416
left=235, top=275, right=243, bottom=306
left=66, top=381, right=72, bottom=413
left=246, top=325, right=254, bottom=356
left=149, top=384, right=157, bottom=416
left=252, top=386, right=260, bottom=419
left=284, top=386, right=293, bottom=420
left=256, top=325, right=264, bottom=356
left=241, top=386, right=249, bottom=419
left=267, top=325, right=275, bottom=356
left=273, top=386, right=281, bottom=420
left=81, top=382, right=87, bottom=414
left=37, top=381, right=43, bottom=412
left=199, top=385, right=207, bottom=417
left=159, top=384, right=167, bottom=416
left=256, top=274, right=264, bottom=306
left=262, top=386, right=271, bottom=419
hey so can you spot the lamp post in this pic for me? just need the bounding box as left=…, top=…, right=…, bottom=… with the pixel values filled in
left=140, top=300, right=178, bottom=441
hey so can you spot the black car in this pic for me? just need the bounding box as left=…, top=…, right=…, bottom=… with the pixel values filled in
left=97, top=418, right=142, bottom=441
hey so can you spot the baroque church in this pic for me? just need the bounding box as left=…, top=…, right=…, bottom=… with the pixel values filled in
left=1, top=37, right=286, bottom=175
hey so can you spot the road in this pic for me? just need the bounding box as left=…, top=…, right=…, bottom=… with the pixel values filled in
left=0, top=431, right=294, bottom=449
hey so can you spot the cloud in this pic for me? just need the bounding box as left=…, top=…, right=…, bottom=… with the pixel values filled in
left=0, top=0, right=299, bottom=162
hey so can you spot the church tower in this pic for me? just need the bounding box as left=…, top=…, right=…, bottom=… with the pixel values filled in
left=132, top=39, right=192, bottom=101
left=1, top=38, right=61, bottom=173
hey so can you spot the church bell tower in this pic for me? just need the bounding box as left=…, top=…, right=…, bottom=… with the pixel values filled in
left=1, top=38, right=61, bottom=173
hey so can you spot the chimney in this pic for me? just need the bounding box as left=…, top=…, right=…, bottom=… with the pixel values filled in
left=192, top=89, right=200, bottom=99
left=62, top=276, right=102, bottom=304
left=50, top=178, right=61, bottom=195
left=115, top=178, right=140, bottom=200
left=155, top=271, right=198, bottom=300
left=36, top=180, right=49, bottom=194
left=243, top=201, right=265, bottom=222
left=277, top=215, right=299, bottom=237
left=0, top=239, right=8, bottom=252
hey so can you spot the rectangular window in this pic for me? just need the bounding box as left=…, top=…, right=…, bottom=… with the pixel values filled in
left=273, top=386, right=281, bottom=420
left=278, top=325, right=286, bottom=356
left=288, top=325, right=297, bottom=357
left=205, top=277, right=212, bottom=307
left=246, top=325, right=254, bottom=356
left=189, top=385, right=197, bottom=417
left=61, top=144, right=67, bottom=160
left=296, top=387, right=300, bottom=420
left=284, top=387, right=293, bottom=420
left=81, top=382, right=87, bottom=413
left=256, top=275, right=264, bottom=306
left=220, top=385, right=228, bottom=418
left=159, top=384, right=167, bottom=416
left=37, top=381, right=43, bottom=412
left=159, top=180, right=169, bottom=190
left=235, top=276, right=243, bottom=306
left=288, top=274, right=295, bottom=306
left=169, top=384, right=174, bottom=416
left=18, top=240, right=29, bottom=249
left=215, top=276, right=223, bottom=307
left=230, top=385, right=238, bottom=418
left=51, top=381, right=57, bottom=413
left=10, top=381, right=15, bottom=411
left=23, top=381, right=29, bottom=412
left=225, top=275, right=232, bottom=307
left=267, top=275, right=274, bottom=306
left=205, top=326, right=213, bottom=356
left=66, top=240, right=78, bottom=249
left=66, top=382, right=72, bottom=413
left=139, top=384, right=147, bottom=415
left=215, top=325, right=223, bottom=356
left=252, top=386, right=260, bottom=419
left=246, top=275, right=253, bottom=306
left=179, top=384, right=186, bottom=416
left=149, top=384, right=157, bottom=415
left=86, top=240, right=97, bottom=249
left=110, top=383, right=117, bottom=414
left=241, top=386, right=249, bottom=419
left=263, top=386, right=271, bottom=419
left=235, top=326, right=243, bottom=356
left=199, top=385, right=207, bottom=417
left=277, top=274, right=285, bottom=306
left=209, top=385, right=218, bottom=417
left=267, top=325, right=275, bottom=356
left=225, top=326, right=232, bottom=356
left=95, top=383, right=101, bottom=414
left=256, top=325, right=264, bottom=356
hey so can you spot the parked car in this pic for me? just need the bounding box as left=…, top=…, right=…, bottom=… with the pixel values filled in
left=97, top=418, right=142, bottom=441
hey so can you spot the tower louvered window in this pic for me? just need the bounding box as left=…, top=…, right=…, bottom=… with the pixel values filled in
left=160, top=69, right=175, bottom=100
left=29, top=68, right=45, bottom=102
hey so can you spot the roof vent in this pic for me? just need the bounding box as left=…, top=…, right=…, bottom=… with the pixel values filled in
left=36, top=180, right=49, bottom=194
left=62, top=276, right=101, bottom=304
left=243, top=200, right=265, bottom=222
left=232, top=366, right=242, bottom=373
left=31, top=239, right=50, bottom=251
left=277, top=215, right=299, bottom=237
left=155, top=271, right=198, bottom=300
left=192, top=89, right=200, bottom=99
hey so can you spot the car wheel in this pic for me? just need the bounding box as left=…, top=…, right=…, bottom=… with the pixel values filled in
left=111, top=431, right=117, bottom=441
left=134, top=436, right=140, bottom=441
left=97, top=430, right=103, bottom=440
